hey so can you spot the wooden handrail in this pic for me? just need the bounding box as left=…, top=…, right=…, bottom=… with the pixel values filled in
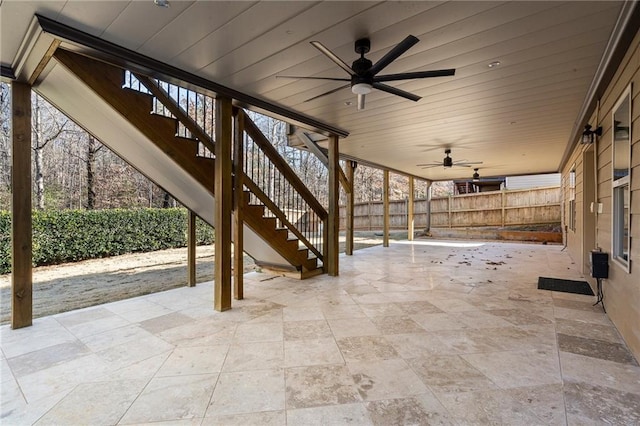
left=243, top=178, right=323, bottom=260
left=134, top=73, right=216, bottom=154
left=241, top=110, right=328, bottom=220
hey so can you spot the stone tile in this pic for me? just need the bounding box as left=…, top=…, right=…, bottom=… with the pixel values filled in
left=481, top=325, right=556, bottom=351
left=487, top=309, right=553, bottom=326
left=437, top=389, right=546, bottom=424
left=202, top=410, right=285, bottom=425
left=369, top=315, right=425, bottom=335
left=104, top=298, right=174, bottom=323
left=410, top=313, right=471, bottom=332
left=157, top=345, right=229, bottom=376
left=233, top=321, right=283, bottom=343
left=53, top=306, right=116, bottom=327
left=506, top=383, right=567, bottom=425
left=337, top=336, right=398, bottom=362
left=222, top=341, right=284, bottom=372
left=462, top=349, right=562, bottom=389
left=284, top=338, right=344, bottom=367
left=560, top=351, right=640, bottom=395
left=564, top=380, right=640, bottom=425
left=0, top=318, right=78, bottom=358
left=80, top=324, right=155, bottom=352
left=359, top=303, right=405, bottom=318
left=285, top=364, right=361, bottom=409
left=17, top=354, right=111, bottom=403
left=159, top=320, right=237, bottom=347
left=347, top=359, right=429, bottom=401
left=97, top=335, right=175, bottom=371
left=0, top=389, right=66, bottom=426
left=385, top=332, right=450, bottom=358
left=139, top=312, right=195, bottom=334
left=558, top=333, right=638, bottom=365
left=424, top=298, right=478, bottom=313
left=35, top=379, right=146, bottom=425
left=328, top=317, right=380, bottom=338
left=284, top=320, right=332, bottom=341
left=120, top=374, right=217, bottom=423
left=98, top=351, right=170, bottom=382
left=396, top=300, right=443, bottom=315
left=553, top=298, right=603, bottom=312
left=322, top=304, right=367, bottom=319
left=7, top=340, right=90, bottom=378
left=407, top=355, right=498, bottom=394
left=207, top=369, right=285, bottom=416
left=452, top=310, right=515, bottom=329
left=283, top=305, right=325, bottom=321
left=287, top=402, right=372, bottom=425
left=365, top=394, right=455, bottom=426
left=556, top=317, right=622, bottom=344
left=431, top=329, right=505, bottom=354
left=553, top=306, right=612, bottom=325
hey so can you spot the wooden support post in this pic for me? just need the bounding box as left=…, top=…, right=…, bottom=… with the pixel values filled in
left=214, top=96, right=233, bottom=311
left=408, top=176, right=414, bottom=241
left=448, top=195, right=452, bottom=228
left=327, top=135, right=340, bottom=276
left=187, top=210, right=196, bottom=287
left=11, top=82, right=32, bottom=329
left=383, top=170, right=390, bottom=247
left=233, top=110, right=244, bottom=300
left=345, top=161, right=355, bottom=255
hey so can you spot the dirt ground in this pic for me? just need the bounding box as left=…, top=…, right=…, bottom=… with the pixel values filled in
left=0, top=232, right=394, bottom=324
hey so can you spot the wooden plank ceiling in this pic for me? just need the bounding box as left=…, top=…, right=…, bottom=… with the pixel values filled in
left=0, top=1, right=624, bottom=181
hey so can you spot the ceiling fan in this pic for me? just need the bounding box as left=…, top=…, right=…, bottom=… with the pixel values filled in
left=417, top=149, right=483, bottom=169
left=277, top=35, right=455, bottom=110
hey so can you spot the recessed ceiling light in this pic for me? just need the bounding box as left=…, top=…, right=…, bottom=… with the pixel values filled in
left=154, top=0, right=170, bottom=8
left=488, top=61, right=501, bottom=68
left=344, top=101, right=352, bottom=106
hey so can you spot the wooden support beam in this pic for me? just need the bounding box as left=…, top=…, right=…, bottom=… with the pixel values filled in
left=327, top=135, right=340, bottom=276
left=295, top=131, right=350, bottom=192
left=383, top=170, right=390, bottom=248
left=345, top=161, right=356, bottom=255
left=214, top=96, right=233, bottom=311
left=233, top=110, right=244, bottom=300
left=187, top=210, right=196, bottom=287
left=408, top=177, right=415, bottom=241
left=11, top=81, right=32, bottom=329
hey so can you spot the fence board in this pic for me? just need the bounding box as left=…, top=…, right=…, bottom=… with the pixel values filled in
left=339, top=186, right=560, bottom=230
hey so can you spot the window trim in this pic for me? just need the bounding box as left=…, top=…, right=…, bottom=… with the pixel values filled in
left=611, top=84, right=632, bottom=272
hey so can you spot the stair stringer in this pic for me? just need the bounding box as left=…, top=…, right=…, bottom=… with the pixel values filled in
left=36, top=56, right=291, bottom=268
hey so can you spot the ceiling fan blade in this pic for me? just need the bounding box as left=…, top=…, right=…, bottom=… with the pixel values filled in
left=357, top=94, right=365, bottom=110
left=304, top=83, right=351, bottom=103
left=374, top=69, right=456, bottom=82
left=369, top=35, right=419, bottom=76
left=455, top=161, right=484, bottom=165
left=310, top=41, right=355, bottom=76
left=372, top=83, right=421, bottom=101
left=276, top=75, right=351, bottom=82
left=415, top=163, right=440, bottom=166
left=420, top=164, right=444, bottom=169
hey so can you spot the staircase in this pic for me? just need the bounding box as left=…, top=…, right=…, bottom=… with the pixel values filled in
left=50, top=48, right=325, bottom=277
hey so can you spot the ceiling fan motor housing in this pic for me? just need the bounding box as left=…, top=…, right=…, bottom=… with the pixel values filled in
left=355, top=38, right=371, bottom=55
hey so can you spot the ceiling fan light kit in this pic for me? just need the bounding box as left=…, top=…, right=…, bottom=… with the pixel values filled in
left=278, top=35, right=456, bottom=110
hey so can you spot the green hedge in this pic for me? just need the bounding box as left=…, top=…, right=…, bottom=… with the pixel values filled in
left=0, top=208, right=214, bottom=274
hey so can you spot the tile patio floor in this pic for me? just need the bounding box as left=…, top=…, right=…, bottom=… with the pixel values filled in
left=1, top=240, right=639, bottom=425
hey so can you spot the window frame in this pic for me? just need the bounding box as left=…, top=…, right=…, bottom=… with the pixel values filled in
left=611, top=84, right=632, bottom=272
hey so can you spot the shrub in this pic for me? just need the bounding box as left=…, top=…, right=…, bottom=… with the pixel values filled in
left=0, top=208, right=214, bottom=274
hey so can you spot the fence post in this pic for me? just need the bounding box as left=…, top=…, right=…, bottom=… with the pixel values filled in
left=408, top=177, right=414, bottom=240
left=501, top=189, right=506, bottom=227
left=448, top=195, right=452, bottom=228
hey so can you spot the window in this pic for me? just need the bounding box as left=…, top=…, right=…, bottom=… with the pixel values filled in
left=569, top=166, right=576, bottom=231
left=612, top=85, right=631, bottom=270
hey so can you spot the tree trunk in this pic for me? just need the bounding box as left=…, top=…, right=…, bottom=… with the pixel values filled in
left=33, top=96, right=45, bottom=210
left=86, top=135, right=97, bottom=209
left=162, top=191, right=171, bottom=208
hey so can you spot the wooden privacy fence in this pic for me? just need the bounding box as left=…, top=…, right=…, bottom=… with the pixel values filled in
left=339, top=186, right=561, bottom=230
left=339, top=199, right=429, bottom=230
left=431, top=186, right=561, bottom=228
